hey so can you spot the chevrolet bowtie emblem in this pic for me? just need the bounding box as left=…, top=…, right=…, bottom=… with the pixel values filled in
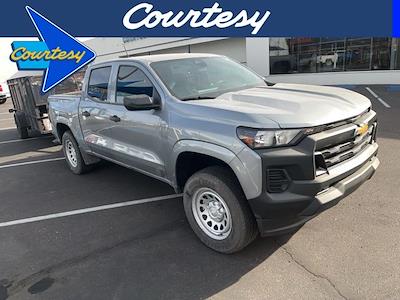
left=357, top=124, right=369, bottom=135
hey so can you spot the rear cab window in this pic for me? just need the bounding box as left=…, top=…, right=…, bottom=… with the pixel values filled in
left=87, top=66, right=112, bottom=102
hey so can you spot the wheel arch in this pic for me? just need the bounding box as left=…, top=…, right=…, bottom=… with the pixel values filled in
left=55, top=121, right=100, bottom=165
left=56, top=122, right=70, bottom=140
left=171, top=140, right=261, bottom=200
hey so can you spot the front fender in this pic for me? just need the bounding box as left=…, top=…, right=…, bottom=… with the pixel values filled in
left=170, top=140, right=262, bottom=200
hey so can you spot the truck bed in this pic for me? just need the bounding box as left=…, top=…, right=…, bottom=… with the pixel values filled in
left=48, top=92, right=82, bottom=139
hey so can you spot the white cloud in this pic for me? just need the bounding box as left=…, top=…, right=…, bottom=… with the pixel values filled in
left=0, top=37, right=38, bottom=84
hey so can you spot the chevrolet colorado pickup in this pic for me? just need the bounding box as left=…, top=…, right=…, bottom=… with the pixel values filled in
left=48, top=54, right=379, bottom=253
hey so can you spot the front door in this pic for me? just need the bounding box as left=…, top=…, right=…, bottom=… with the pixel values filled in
left=100, top=63, right=167, bottom=178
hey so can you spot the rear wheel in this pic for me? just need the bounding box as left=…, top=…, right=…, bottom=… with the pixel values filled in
left=0, top=98, right=6, bottom=105
left=183, top=166, right=258, bottom=253
left=62, top=131, right=91, bottom=174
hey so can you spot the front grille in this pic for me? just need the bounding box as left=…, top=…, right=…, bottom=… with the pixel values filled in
left=267, top=169, right=290, bottom=193
left=314, top=111, right=377, bottom=175
left=320, top=125, right=374, bottom=168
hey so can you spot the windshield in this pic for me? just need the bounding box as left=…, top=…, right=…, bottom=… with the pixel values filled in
left=150, top=57, right=266, bottom=100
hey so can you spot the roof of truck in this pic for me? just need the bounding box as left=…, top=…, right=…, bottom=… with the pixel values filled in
left=95, top=53, right=222, bottom=65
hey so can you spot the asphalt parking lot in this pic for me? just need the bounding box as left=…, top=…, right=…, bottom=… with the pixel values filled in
left=0, top=85, right=399, bottom=300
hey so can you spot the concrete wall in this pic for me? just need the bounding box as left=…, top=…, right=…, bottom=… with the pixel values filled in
left=85, top=38, right=247, bottom=65
left=85, top=38, right=125, bottom=62
left=150, top=46, right=189, bottom=55
left=109, top=38, right=229, bottom=58
left=246, top=38, right=269, bottom=76
left=190, top=38, right=246, bottom=63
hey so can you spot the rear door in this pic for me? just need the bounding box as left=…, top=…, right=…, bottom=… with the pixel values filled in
left=79, top=64, right=117, bottom=158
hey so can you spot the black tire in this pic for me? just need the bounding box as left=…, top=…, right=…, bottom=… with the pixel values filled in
left=183, top=166, right=258, bottom=254
left=14, top=113, right=29, bottom=139
left=62, top=131, right=91, bottom=175
left=0, top=98, right=6, bottom=105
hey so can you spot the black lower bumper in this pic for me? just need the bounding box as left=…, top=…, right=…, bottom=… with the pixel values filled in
left=249, top=143, right=379, bottom=237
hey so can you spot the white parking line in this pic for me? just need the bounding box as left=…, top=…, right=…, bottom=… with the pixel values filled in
left=0, top=127, right=16, bottom=130
left=0, top=136, right=51, bottom=145
left=0, top=194, right=183, bottom=228
left=0, top=157, right=65, bottom=169
left=365, top=87, right=391, bottom=108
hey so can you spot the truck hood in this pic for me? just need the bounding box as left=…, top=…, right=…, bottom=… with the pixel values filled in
left=187, top=83, right=371, bottom=128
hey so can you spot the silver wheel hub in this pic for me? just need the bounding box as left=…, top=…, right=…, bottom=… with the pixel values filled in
left=192, top=188, right=232, bottom=240
left=65, top=140, right=78, bottom=168
left=208, top=201, right=225, bottom=222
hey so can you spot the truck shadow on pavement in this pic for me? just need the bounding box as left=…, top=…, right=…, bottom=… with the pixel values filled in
left=118, top=230, right=295, bottom=300
left=0, top=134, right=60, bottom=165
left=6, top=221, right=295, bottom=299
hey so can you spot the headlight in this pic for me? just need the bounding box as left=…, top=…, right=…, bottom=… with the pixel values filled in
left=237, top=127, right=303, bottom=149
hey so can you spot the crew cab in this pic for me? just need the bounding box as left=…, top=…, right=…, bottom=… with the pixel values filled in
left=48, top=54, right=379, bottom=253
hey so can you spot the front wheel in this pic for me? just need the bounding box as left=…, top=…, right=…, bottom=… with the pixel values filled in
left=183, top=166, right=258, bottom=253
left=0, top=98, right=6, bottom=105
left=62, top=131, right=91, bottom=174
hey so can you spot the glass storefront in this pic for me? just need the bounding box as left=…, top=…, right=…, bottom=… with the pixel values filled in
left=269, top=38, right=400, bottom=74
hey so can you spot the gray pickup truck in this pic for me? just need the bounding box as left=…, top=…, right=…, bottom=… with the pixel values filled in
left=48, top=53, right=379, bottom=253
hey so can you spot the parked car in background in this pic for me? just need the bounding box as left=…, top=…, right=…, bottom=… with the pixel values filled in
left=48, top=54, right=379, bottom=253
left=0, top=83, right=8, bottom=104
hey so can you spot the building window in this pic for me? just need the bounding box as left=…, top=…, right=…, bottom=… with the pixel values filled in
left=269, top=38, right=400, bottom=74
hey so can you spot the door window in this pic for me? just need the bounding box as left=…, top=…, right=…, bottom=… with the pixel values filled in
left=116, top=66, right=154, bottom=103
left=87, top=66, right=111, bottom=102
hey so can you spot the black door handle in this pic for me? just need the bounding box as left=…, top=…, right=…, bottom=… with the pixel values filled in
left=110, top=115, right=121, bottom=122
left=82, top=111, right=90, bottom=117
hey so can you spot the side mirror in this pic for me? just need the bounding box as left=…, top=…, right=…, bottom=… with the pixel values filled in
left=123, top=94, right=160, bottom=111
left=262, top=77, right=275, bottom=86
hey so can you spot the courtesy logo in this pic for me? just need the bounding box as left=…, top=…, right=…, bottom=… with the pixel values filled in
left=10, top=7, right=96, bottom=93
left=10, top=46, right=86, bottom=65
left=123, top=2, right=271, bottom=34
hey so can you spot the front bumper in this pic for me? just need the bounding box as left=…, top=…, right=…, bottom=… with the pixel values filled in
left=255, top=153, right=378, bottom=236
left=248, top=112, right=379, bottom=236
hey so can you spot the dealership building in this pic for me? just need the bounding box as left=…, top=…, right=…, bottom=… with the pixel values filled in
left=86, top=37, right=400, bottom=85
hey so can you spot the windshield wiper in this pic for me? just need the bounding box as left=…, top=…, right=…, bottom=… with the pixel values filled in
left=181, top=96, right=216, bottom=101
